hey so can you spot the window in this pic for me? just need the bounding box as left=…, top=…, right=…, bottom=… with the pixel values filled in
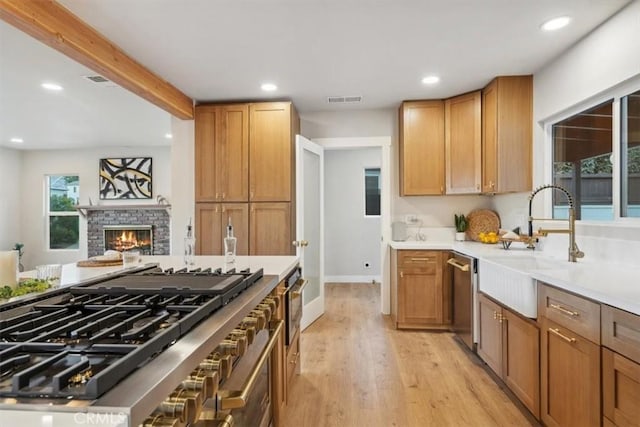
left=364, top=168, right=381, bottom=216
left=47, top=175, right=80, bottom=250
left=621, top=89, right=640, bottom=218
left=552, top=101, right=613, bottom=220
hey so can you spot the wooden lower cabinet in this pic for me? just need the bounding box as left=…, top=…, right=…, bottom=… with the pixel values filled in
left=477, top=293, right=540, bottom=419
left=286, top=329, right=301, bottom=388
left=270, top=282, right=287, bottom=426
left=391, top=250, right=449, bottom=329
left=250, top=202, right=293, bottom=255
left=195, top=202, right=248, bottom=255
left=540, top=317, right=600, bottom=427
left=603, top=348, right=640, bottom=427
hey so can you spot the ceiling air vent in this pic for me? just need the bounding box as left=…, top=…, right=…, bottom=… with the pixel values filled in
left=327, top=95, right=362, bottom=104
left=83, top=75, right=110, bottom=83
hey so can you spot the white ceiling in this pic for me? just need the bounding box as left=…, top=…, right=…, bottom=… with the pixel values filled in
left=0, top=0, right=633, bottom=150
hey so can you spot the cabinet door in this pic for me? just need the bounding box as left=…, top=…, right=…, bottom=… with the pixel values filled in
left=249, top=102, right=292, bottom=202
left=445, top=91, right=481, bottom=194
left=482, top=76, right=532, bottom=194
left=396, top=252, right=443, bottom=327
left=541, top=317, right=600, bottom=427
left=215, top=105, right=249, bottom=202
left=477, top=293, right=503, bottom=376
left=502, top=308, right=540, bottom=419
left=250, top=202, right=292, bottom=255
left=195, top=106, right=218, bottom=201
left=399, top=100, right=445, bottom=195
left=221, top=203, right=249, bottom=256
left=195, top=203, right=222, bottom=255
left=603, top=348, right=640, bottom=427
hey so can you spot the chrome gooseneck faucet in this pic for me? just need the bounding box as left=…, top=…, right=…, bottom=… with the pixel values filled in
left=527, top=184, right=584, bottom=262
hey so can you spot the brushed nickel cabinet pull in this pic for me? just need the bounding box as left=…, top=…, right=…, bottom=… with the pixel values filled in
left=218, top=320, right=284, bottom=410
left=550, top=303, right=579, bottom=317
left=549, top=327, right=577, bottom=343
left=447, top=258, right=469, bottom=271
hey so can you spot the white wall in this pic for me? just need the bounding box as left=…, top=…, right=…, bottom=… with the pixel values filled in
left=0, top=147, right=23, bottom=251
left=324, top=148, right=381, bottom=282
left=493, top=0, right=640, bottom=242
left=20, top=146, right=171, bottom=268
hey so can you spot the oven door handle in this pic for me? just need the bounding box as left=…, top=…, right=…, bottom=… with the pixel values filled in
left=291, top=279, right=308, bottom=298
left=218, top=319, right=284, bottom=410
left=447, top=258, right=470, bottom=272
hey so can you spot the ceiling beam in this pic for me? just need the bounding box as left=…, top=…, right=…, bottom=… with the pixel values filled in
left=0, top=0, right=194, bottom=119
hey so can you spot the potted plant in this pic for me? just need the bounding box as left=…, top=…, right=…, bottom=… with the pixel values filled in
left=454, top=214, right=467, bottom=241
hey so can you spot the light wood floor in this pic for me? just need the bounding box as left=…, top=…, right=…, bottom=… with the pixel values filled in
left=282, top=283, right=536, bottom=427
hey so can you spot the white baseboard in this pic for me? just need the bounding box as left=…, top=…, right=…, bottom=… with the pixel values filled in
left=324, top=275, right=381, bottom=283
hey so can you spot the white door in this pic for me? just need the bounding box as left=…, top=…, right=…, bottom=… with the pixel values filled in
left=295, top=135, right=324, bottom=330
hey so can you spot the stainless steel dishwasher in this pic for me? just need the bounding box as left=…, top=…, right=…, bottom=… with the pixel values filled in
left=448, top=251, right=478, bottom=351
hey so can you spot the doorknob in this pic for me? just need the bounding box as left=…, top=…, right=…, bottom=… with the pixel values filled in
left=292, top=240, right=309, bottom=247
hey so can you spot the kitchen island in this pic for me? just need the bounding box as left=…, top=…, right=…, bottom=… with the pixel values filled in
left=1, top=255, right=298, bottom=427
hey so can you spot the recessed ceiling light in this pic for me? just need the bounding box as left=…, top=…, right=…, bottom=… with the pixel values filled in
left=541, top=16, right=571, bottom=31
left=10, top=137, right=24, bottom=144
left=41, top=82, right=63, bottom=91
left=421, top=75, right=440, bottom=85
left=164, top=133, right=173, bottom=139
left=261, top=83, right=277, bottom=92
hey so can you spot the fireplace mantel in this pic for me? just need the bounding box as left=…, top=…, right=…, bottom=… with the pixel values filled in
left=76, top=204, right=171, bottom=218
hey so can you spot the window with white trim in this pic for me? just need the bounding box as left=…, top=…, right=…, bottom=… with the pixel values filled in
left=47, top=175, right=80, bottom=250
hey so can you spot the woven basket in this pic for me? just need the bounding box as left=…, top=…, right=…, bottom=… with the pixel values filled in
left=465, top=209, right=501, bottom=241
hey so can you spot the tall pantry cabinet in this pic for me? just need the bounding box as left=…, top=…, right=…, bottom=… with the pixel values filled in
left=194, top=101, right=299, bottom=255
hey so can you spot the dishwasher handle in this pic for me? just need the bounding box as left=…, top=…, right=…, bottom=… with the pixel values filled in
left=447, top=258, right=470, bottom=272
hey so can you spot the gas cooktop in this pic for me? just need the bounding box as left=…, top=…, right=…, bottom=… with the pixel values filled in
left=0, top=267, right=263, bottom=400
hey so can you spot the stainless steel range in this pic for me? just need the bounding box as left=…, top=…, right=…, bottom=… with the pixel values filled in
left=0, top=264, right=283, bottom=427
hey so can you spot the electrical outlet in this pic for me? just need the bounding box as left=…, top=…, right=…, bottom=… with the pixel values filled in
left=405, top=214, right=419, bottom=224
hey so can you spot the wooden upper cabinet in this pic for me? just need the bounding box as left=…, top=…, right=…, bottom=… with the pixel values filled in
left=194, top=104, right=249, bottom=202
left=195, top=106, right=217, bottom=201
left=399, top=100, right=445, bottom=195
left=482, top=75, right=533, bottom=194
left=249, top=102, right=299, bottom=202
left=445, top=91, right=482, bottom=194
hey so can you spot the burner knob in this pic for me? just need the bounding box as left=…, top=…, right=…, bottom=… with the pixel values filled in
left=263, top=297, right=279, bottom=313
left=257, top=303, right=272, bottom=321
left=218, top=337, right=246, bottom=357
left=200, top=353, right=232, bottom=380
left=159, top=387, right=198, bottom=424
left=229, top=329, right=249, bottom=353
left=183, top=368, right=219, bottom=400
left=246, top=311, right=267, bottom=330
left=238, top=325, right=256, bottom=344
left=141, top=414, right=182, bottom=427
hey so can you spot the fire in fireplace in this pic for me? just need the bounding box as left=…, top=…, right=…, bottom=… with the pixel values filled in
left=103, top=225, right=153, bottom=254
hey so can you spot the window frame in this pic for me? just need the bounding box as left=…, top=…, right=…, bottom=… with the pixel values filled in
left=46, top=174, right=81, bottom=251
left=543, top=76, right=640, bottom=224
left=363, top=166, right=381, bottom=218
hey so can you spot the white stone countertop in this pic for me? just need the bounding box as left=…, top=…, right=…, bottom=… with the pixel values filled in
left=20, top=255, right=299, bottom=285
left=389, top=239, right=640, bottom=316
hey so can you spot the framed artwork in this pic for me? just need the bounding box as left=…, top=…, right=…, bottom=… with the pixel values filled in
left=99, top=157, right=152, bottom=199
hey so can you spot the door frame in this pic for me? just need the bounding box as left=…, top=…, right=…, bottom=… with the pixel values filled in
left=312, top=136, right=392, bottom=315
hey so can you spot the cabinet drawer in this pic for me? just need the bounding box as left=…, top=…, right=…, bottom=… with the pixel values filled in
left=398, top=251, right=440, bottom=270
left=603, top=347, right=640, bottom=427
left=538, top=283, right=600, bottom=344
left=603, top=305, right=640, bottom=364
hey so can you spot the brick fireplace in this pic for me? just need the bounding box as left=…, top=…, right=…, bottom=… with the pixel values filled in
left=86, top=209, right=170, bottom=257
